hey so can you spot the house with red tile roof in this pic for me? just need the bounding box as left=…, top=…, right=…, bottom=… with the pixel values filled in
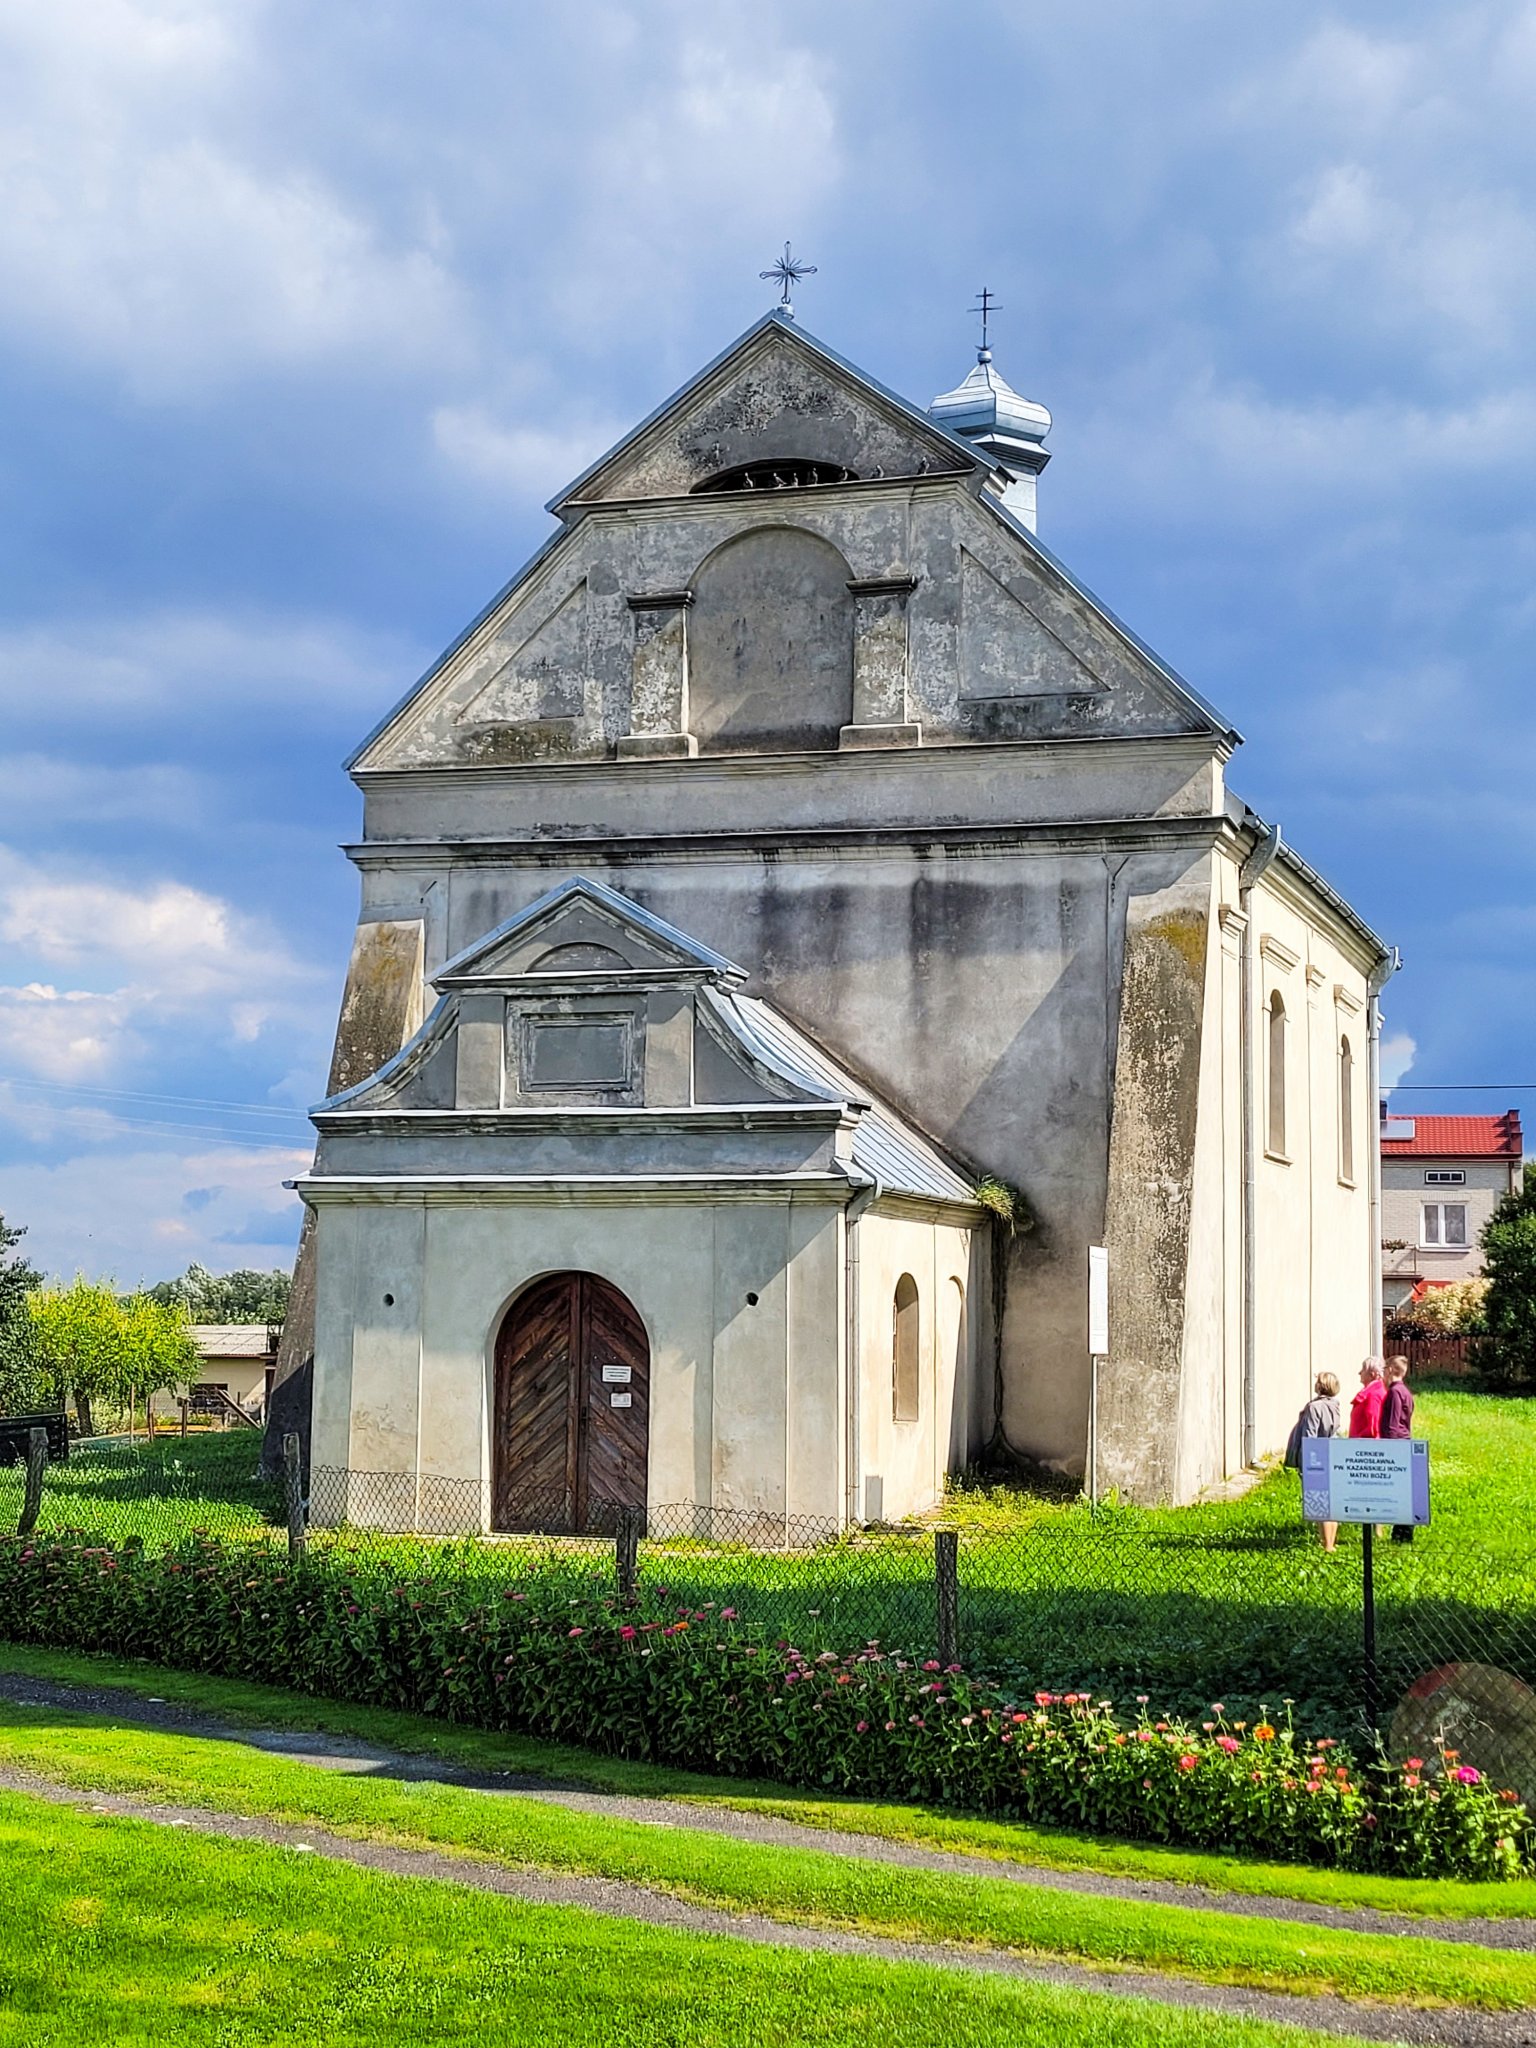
left=1380, top=1110, right=1524, bottom=1313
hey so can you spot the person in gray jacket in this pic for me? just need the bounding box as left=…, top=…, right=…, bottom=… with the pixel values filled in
left=1285, top=1370, right=1341, bottom=1551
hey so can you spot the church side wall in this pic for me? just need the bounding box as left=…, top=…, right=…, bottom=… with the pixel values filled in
left=1238, top=871, right=1375, bottom=1459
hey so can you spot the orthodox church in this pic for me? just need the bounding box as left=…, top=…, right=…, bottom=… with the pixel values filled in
left=280, top=295, right=1391, bottom=1533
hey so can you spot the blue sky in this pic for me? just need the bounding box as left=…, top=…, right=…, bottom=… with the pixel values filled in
left=1, top=0, right=1532, bottom=1281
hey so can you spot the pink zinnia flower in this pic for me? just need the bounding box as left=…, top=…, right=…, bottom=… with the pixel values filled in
left=1456, top=1766, right=1482, bottom=1785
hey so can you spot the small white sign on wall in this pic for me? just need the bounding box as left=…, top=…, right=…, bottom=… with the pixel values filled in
left=602, top=1365, right=631, bottom=1384
left=1088, top=1245, right=1110, bottom=1357
left=609, top=1392, right=632, bottom=1409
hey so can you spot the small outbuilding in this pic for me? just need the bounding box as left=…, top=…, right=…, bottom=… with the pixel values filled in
left=300, top=878, right=990, bottom=1535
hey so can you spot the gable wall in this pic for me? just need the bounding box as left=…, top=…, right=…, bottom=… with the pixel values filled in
left=362, top=484, right=1215, bottom=773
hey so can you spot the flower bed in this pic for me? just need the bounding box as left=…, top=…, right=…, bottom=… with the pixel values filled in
left=0, top=1531, right=1528, bottom=1879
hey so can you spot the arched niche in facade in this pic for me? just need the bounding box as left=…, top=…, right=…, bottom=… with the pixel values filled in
left=687, top=526, right=854, bottom=754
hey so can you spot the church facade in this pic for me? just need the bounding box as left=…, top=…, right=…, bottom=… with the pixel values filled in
left=290, top=309, right=1391, bottom=1532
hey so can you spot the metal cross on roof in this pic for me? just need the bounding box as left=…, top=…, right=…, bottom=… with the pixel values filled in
left=970, top=286, right=1001, bottom=356
left=760, top=242, right=817, bottom=317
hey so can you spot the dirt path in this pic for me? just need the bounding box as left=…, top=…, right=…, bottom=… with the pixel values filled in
left=2, top=1671, right=1530, bottom=1953
left=4, top=1764, right=1531, bottom=2048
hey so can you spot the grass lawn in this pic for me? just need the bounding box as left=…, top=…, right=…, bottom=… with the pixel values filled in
left=0, top=1791, right=1374, bottom=2048
left=2, top=1388, right=1533, bottom=1729
left=0, top=1663, right=1533, bottom=2001
left=10, top=1642, right=1535, bottom=1921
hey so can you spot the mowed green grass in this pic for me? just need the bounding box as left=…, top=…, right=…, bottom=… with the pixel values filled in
left=1, top=1388, right=1532, bottom=1725
left=0, top=1792, right=1371, bottom=2048
left=0, top=1698, right=1532, bottom=2009
left=10, top=1642, right=1536, bottom=1922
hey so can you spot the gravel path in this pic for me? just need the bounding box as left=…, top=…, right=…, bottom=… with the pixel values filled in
left=4, top=1765, right=1532, bottom=2048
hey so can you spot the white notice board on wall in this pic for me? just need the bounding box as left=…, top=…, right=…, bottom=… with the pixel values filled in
left=1088, top=1246, right=1110, bottom=1356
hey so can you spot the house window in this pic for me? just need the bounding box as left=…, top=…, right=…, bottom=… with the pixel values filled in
left=892, top=1274, right=920, bottom=1423
left=1339, top=1035, right=1354, bottom=1183
left=1266, top=991, right=1287, bottom=1157
left=1422, top=1202, right=1468, bottom=1249
left=1424, top=1170, right=1466, bottom=1186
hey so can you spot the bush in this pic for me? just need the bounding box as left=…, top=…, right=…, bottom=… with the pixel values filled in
left=0, top=1530, right=1529, bottom=1881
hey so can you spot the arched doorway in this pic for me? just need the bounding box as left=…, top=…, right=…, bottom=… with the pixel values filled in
left=493, top=1272, right=649, bottom=1533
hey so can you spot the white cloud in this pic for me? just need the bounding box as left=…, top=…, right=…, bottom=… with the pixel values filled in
left=432, top=406, right=627, bottom=498
left=0, top=845, right=326, bottom=1080
left=0, top=611, right=422, bottom=725
left=0, top=0, right=463, bottom=394
left=1380, top=1033, right=1417, bottom=1090
left=1, top=1136, right=307, bottom=1286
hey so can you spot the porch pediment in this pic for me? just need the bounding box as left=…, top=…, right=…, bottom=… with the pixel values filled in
left=309, top=879, right=980, bottom=1212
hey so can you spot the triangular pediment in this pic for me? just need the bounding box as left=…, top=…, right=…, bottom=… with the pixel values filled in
left=958, top=547, right=1109, bottom=702
left=456, top=579, right=589, bottom=726
left=432, top=878, right=745, bottom=988
left=552, top=313, right=981, bottom=510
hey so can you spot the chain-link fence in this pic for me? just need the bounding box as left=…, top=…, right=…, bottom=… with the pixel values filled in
left=3, top=1430, right=1534, bottom=1799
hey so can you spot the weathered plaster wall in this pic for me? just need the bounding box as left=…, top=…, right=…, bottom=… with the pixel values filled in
left=853, top=1205, right=984, bottom=1524
left=359, top=485, right=1213, bottom=772
left=1096, top=861, right=1212, bottom=1501
left=264, top=916, right=426, bottom=1472
left=306, top=1191, right=852, bottom=1531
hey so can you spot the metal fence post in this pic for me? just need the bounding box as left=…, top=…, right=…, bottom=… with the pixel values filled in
left=935, top=1528, right=960, bottom=1666
left=17, top=1427, right=47, bottom=1538
left=1362, top=1521, right=1379, bottom=1745
left=616, top=1506, right=642, bottom=1606
left=283, top=1432, right=306, bottom=1556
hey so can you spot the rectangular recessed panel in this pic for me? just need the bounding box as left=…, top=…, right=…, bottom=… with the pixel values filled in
left=527, top=1019, right=630, bottom=1088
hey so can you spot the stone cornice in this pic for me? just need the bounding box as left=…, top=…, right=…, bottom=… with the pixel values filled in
left=344, top=812, right=1235, bottom=870
left=351, top=728, right=1231, bottom=796
left=311, top=1104, right=854, bottom=1138
left=296, top=1171, right=865, bottom=1209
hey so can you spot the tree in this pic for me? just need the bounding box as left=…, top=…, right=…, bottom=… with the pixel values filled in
left=1481, top=1162, right=1536, bottom=1389
left=145, top=1261, right=290, bottom=1326
left=0, top=1213, right=43, bottom=1415
left=27, top=1279, right=198, bottom=1437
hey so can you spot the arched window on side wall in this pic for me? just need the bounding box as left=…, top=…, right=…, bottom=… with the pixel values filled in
left=1267, top=991, right=1287, bottom=1158
left=1339, top=1035, right=1355, bottom=1183
left=892, top=1274, right=920, bottom=1423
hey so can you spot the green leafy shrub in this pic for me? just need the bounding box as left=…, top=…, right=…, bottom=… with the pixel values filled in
left=0, top=1530, right=1528, bottom=1880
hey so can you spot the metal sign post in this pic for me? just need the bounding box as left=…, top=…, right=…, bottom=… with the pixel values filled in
left=1087, top=1247, right=1109, bottom=1509
left=1300, top=1438, right=1429, bottom=1744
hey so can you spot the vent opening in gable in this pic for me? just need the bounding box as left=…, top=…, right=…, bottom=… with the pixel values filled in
left=692, top=459, right=857, bottom=494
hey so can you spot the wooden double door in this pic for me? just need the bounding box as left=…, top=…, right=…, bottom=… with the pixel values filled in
left=492, top=1272, right=650, bottom=1533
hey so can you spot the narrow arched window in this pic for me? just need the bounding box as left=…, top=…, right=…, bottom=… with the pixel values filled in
left=1267, top=991, right=1287, bottom=1157
left=1339, top=1035, right=1355, bottom=1183
left=892, top=1274, right=920, bottom=1423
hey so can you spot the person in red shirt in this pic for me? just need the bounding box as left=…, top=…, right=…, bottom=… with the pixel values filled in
left=1382, top=1356, right=1417, bottom=1544
left=1348, top=1357, right=1386, bottom=1438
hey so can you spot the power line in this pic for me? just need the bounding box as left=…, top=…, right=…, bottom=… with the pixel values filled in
left=1386, top=1084, right=1536, bottom=1092
left=0, top=1074, right=311, bottom=1121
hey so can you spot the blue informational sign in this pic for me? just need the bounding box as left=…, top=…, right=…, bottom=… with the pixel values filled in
left=1300, top=1438, right=1431, bottom=1526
